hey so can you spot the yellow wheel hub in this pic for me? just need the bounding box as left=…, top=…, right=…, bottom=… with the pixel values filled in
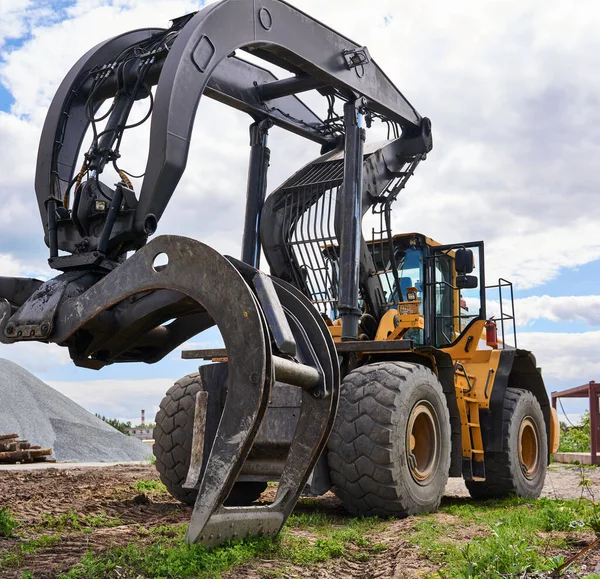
left=406, top=401, right=440, bottom=484
left=519, top=416, right=540, bottom=479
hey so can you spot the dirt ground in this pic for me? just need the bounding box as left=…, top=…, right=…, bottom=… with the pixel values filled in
left=0, top=463, right=598, bottom=578
left=447, top=463, right=600, bottom=502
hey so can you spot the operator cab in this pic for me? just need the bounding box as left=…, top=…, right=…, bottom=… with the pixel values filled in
left=326, top=233, right=488, bottom=349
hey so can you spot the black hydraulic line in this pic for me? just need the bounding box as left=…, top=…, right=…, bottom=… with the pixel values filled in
left=79, top=56, right=329, bottom=146
left=88, top=93, right=133, bottom=174
left=384, top=201, right=403, bottom=301
left=84, top=60, right=322, bottom=107
left=47, top=200, right=58, bottom=258
left=97, top=184, right=124, bottom=255
left=337, top=100, right=365, bottom=341
left=241, top=119, right=272, bottom=268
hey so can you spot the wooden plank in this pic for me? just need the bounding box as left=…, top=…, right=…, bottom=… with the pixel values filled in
left=0, top=440, right=31, bottom=452
left=0, top=433, right=18, bottom=441
left=29, top=449, right=52, bottom=459
left=0, top=448, right=52, bottom=463
left=182, top=348, right=227, bottom=360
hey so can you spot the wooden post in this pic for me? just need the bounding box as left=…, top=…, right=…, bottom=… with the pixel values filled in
left=590, top=381, right=600, bottom=466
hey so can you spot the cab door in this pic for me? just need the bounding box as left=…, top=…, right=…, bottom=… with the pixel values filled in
left=425, top=241, right=486, bottom=348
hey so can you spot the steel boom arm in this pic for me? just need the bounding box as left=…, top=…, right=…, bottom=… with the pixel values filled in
left=35, top=0, right=428, bottom=252
left=137, top=0, right=422, bottom=227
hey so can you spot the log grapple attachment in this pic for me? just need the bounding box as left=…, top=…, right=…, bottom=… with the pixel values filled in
left=0, top=0, right=432, bottom=546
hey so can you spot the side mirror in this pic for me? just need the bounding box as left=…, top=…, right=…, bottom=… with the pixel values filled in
left=456, top=274, right=478, bottom=289
left=455, top=248, right=474, bottom=274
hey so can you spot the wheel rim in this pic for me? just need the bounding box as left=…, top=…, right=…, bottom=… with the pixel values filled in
left=406, top=401, right=440, bottom=485
left=519, top=416, right=540, bottom=479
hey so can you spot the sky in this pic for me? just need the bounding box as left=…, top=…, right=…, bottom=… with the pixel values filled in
left=0, top=0, right=598, bottom=425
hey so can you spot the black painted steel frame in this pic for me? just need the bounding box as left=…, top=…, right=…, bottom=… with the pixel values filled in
left=2, top=0, right=432, bottom=365
left=36, top=0, right=428, bottom=267
left=0, top=0, right=433, bottom=546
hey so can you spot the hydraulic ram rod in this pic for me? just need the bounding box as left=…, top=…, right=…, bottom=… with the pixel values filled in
left=182, top=349, right=321, bottom=391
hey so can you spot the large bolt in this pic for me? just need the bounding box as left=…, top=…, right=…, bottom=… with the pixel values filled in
left=5, top=324, right=14, bottom=335
left=40, top=323, right=50, bottom=336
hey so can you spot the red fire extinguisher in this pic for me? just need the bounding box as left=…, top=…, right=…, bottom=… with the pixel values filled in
left=485, top=318, right=498, bottom=349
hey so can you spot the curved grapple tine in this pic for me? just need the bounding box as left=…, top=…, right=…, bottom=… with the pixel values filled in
left=185, top=293, right=273, bottom=543
left=48, top=235, right=273, bottom=536
left=186, top=274, right=339, bottom=546
left=45, top=233, right=338, bottom=547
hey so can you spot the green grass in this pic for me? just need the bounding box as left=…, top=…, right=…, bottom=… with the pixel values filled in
left=548, top=462, right=598, bottom=471
left=59, top=530, right=344, bottom=578
left=0, top=508, right=18, bottom=537
left=42, top=510, right=122, bottom=532
left=0, top=534, right=62, bottom=568
left=558, top=411, right=591, bottom=453
left=407, top=496, right=600, bottom=578
left=8, top=491, right=600, bottom=579
left=132, top=479, right=168, bottom=494
left=59, top=511, right=388, bottom=578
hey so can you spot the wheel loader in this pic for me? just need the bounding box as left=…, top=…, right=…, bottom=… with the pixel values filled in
left=0, top=0, right=559, bottom=547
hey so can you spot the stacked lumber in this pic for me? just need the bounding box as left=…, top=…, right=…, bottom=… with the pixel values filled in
left=0, top=433, right=53, bottom=463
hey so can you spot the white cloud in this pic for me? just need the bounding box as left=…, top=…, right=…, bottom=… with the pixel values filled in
left=0, top=341, right=72, bottom=375
left=0, top=0, right=597, bottom=394
left=490, top=295, right=600, bottom=327
left=47, top=377, right=174, bottom=422
left=0, top=1, right=32, bottom=48
left=518, top=330, right=600, bottom=384
left=484, top=294, right=600, bottom=328
left=0, top=0, right=597, bottom=290
left=0, top=253, right=28, bottom=276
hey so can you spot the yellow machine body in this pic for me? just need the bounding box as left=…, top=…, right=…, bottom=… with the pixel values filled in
left=327, top=231, right=556, bottom=479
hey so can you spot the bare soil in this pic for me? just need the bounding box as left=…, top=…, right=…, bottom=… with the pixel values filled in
left=0, top=464, right=598, bottom=578
left=0, top=465, right=189, bottom=578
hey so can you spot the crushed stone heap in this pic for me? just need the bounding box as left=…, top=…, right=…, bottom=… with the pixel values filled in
left=0, top=358, right=151, bottom=462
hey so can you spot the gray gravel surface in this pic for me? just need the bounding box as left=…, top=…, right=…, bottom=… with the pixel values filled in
left=445, top=464, right=600, bottom=500
left=0, top=358, right=152, bottom=462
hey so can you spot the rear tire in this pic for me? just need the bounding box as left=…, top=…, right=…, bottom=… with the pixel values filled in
left=327, top=362, right=451, bottom=517
left=153, top=373, right=267, bottom=506
left=465, top=387, right=547, bottom=500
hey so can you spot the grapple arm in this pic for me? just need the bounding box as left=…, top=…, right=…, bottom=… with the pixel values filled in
left=0, top=0, right=434, bottom=548
left=35, top=0, right=430, bottom=269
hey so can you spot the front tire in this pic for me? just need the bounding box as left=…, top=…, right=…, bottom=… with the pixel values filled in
left=466, top=387, right=547, bottom=500
left=327, top=362, right=451, bottom=517
left=153, top=373, right=266, bottom=506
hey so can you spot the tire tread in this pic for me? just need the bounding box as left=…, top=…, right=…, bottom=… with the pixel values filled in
left=327, top=361, right=450, bottom=517
left=153, top=373, right=267, bottom=506
left=465, top=387, right=547, bottom=499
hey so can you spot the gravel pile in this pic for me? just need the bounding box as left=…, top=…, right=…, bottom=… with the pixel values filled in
left=0, top=358, right=151, bottom=462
